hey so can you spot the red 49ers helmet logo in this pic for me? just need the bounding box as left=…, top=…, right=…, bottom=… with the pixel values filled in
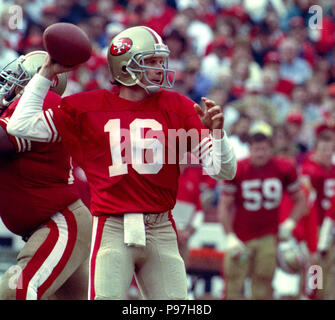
left=110, top=37, right=133, bottom=56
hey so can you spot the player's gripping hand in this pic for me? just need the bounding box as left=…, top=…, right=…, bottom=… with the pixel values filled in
left=226, top=233, right=247, bottom=259
left=278, top=218, right=296, bottom=241
left=194, top=97, right=224, bottom=139
left=39, top=54, right=79, bottom=81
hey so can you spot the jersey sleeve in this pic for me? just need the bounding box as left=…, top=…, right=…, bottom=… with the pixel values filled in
left=220, top=162, right=241, bottom=195
left=0, top=116, right=31, bottom=152
left=0, top=91, right=62, bottom=153
left=49, top=94, right=85, bottom=167
left=300, top=161, right=321, bottom=201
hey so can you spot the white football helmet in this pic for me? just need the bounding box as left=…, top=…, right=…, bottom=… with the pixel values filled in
left=0, top=51, right=67, bottom=114
left=277, top=239, right=309, bottom=274
left=107, top=26, right=176, bottom=94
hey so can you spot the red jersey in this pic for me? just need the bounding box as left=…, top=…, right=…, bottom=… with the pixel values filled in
left=279, top=186, right=318, bottom=253
left=176, top=166, right=203, bottom=211
left=222, top=157, right=300, bottom=241
left=46, top=89, right=210, bottom=216
left=301, top=156, right=335, bottom=225
left=0, top=92, right=79, bottom=236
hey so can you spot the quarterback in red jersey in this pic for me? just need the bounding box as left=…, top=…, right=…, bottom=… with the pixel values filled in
left=301, top=133, right=335, bottom=299
left=218, top=132, right=307, bottom=299
left=0, top=51, right=91, bottom=300
left=7, top=26, right=237, bottom=300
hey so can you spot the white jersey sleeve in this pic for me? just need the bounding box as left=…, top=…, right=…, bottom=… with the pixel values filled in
left=192, top=130, right=237, bottom=180
left=7, top=74, right=59, bottom=142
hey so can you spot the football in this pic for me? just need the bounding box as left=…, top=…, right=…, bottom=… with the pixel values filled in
left=42, top=23, right=92, bottom=66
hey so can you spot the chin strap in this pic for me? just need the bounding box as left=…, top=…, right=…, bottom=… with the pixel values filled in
left=143, top=84, right=160, bottom=94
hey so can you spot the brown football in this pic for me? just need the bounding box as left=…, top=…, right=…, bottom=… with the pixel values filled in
left=43, top=23, right=92, bottom=66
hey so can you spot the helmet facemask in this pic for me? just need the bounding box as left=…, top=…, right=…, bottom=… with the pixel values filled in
left=0, top=51, right=67, bottom=116
left=0, top=56, right=31, bottom=113
left=126, top=45, right=176, bottom=94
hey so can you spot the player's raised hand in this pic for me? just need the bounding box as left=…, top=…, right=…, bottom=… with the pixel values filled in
left=39, top=54, right=79, bottom=80
left=194, top=97, right=224, bottom=139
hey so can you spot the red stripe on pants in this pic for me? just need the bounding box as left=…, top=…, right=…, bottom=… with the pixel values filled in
left=16, top=220, right=59, bottom=300
left=89, top=216, right=107, bottom=300
left=37, top=209, right=78, bottom=299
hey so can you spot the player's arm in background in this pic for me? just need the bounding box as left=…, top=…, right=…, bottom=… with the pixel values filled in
left=218, top=181, right=246, bottom=258
left=218, top=192, right=235, bottom=234
left=7, top=56, right=74, bottom=142
left=0, top=112, right=35, bottom=158
left=317, top=194, right=335, bottom=255
left=279, top=169, right=308, bottom=241
left=288, top=188, right=308, bottom=222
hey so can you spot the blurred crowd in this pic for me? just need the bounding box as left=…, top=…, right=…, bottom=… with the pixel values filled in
left=1, top=0, right=335, bottom=160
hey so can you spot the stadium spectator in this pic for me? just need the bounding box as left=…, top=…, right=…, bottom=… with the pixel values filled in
left=226, top=113, right=251, bottom=160
left=163, top=28, right=189, bottom=72
left=143, top=0, right=176, bottom=36
left=272, top=124, right=297, bottom=159
left=284, top=110, right=309, bottom=163
left=0, top=35, right=18, bottom=70
left=259, top=67, right=291, bottom=123
left=181, top=54, right=213, bottom=103
left=303, top=78, right=327, bottom=125
left=287, top=16, right=316, bottom=67
left=279, top=37, right=312, bottom=85
left=201, top=36, right=232, bottom=82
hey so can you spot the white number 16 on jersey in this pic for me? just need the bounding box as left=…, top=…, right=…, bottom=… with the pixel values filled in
left=104, top=119, right=164, bottom=177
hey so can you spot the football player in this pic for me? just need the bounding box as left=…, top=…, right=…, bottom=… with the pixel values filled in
left=301, top=131, right=335, bottom=299
left=7, top=26, right=237, bottom=300
left=0, top=51, right=92, bottom=300
left=218, top=131, right=307, bottom=300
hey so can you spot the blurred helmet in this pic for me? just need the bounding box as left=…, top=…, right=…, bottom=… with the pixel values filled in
left=277, top=239, right=309, bottom=274
left=107, top=26, right=175, bottom=93
left=0, top=51, right=67, bottom=113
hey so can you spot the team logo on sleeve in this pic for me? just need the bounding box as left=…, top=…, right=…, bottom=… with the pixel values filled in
left=110, top=38, right=133, bottom=56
